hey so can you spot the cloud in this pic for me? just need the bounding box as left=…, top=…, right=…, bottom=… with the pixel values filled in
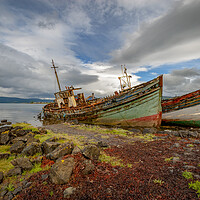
left=163, top=67, right=200, bottom=96
left=111, top=0, right=200, bottom=68
left=0, top=44, right=100, bottom=98
left=45, top=0, right=176, bottom=62
left=59, top=69, right=98, bottom=86
left=0, top=0, right=177, bottom=64
left=1, top=0, right=198, bottom=99
left=0, top=43, right=53, bottom=97
left=78, top=62, right=141, bottom=97
left=37, top=21, right=55, bottom=30
left=171, top=68, right=200, bottom=77
left=0, top=0, right=79, bottom=64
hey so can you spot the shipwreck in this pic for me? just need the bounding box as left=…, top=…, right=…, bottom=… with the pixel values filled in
left=43, top=60, right=163, bottom=127
left=162, top=89, right=200, bottom=127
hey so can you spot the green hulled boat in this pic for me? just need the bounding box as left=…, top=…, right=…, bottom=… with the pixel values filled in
left=43, top=62, right=163, bottom=127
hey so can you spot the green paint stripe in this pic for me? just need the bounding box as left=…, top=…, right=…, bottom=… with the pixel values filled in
left=162, top=120, right=200, bottom=127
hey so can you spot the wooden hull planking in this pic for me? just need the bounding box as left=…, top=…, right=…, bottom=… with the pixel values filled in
left=89, top=89, right=162, bottom=127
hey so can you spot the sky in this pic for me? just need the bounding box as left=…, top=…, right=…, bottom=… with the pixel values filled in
left=0, top=0, right=200, bottom=99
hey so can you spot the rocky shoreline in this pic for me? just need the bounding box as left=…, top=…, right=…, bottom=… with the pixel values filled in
left=0, top=120, right=200, bottom=199
left=0, top=121, right=103, bottom=199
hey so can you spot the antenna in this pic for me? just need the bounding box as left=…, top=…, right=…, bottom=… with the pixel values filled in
left=51, top=59, right=61, bottom=92
left=118, top=65, right=132, bottom=90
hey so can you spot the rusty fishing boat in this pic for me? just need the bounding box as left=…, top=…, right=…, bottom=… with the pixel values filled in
left=162, top=89, right=200, bottom=127
left=43, top=60, right=163, bottom=127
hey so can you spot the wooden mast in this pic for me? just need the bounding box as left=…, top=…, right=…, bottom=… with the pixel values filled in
left=51, top=59, right=61, bottom=92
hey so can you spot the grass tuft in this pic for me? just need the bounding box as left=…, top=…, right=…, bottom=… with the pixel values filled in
left=6, top=183, right=15, bottom=191
left=99, top=152, right=125, bottom=167
left=35, top=130, right=85, bottom=148
left=182, top=171, right=193, bottom=180
left=0, top=156, right=15, bottom=173
left=164, top=157, right=173, bottom=162
left=22, top=163, right=50, bottom=176
left=99, top=152, right=132, bottom=168
left=49, top=191, right=54, bottom=196
left=134, top=133, right=156, bottom=141
left=42, top=181, right=47, bottom=185
left=69, top=124, right=130, bottom=137
left=0, top=145, right=11, bottom=153
left=189, top=181, right=200, bottom=197
left=12, top=123, right=39, bottom=132
left=153, top=179, right=164, bottom=185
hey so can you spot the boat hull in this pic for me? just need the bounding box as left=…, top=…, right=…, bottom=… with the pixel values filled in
left=43, top=76, right=163, bottom=127
left=86, top=90, right=162, bottom=127
left=162, top=89, right=200, bottom=127
left=162, top=104, right=200, bottom=127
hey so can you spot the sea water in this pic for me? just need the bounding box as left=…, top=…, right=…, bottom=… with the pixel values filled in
left=0, top=103, right=44, bottom=126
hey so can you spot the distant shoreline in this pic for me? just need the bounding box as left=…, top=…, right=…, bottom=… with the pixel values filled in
left=0, top=96, right=53, bottom=104
left=0, top=102, right=51, bottom=104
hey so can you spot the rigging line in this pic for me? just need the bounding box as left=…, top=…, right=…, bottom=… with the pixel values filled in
left=119, top=111, right=131, bottom=127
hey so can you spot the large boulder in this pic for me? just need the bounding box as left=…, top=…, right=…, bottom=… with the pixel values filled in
left=24, top=132, right=39, bottom=144
left=21, top=142, right=42, bottom=156
left=15, top=129, right=28, bottom=137
left=49, top=157, right=75, bottom=184
left=0, top=171, right=3, bottom=184
left=46, top=142, right=74, bottom=161
left=0, top=120, right=11, bottom=125
left=0, top=126, right=12, bottom=134
left=0, top=131, right=10, bottom=144
left=26, top=137, right=40, bottom=144
left=9, top=126, right=23, bottom=134
left=63, top=187, right=76, bottom=198
left=11, top=136, right=27, bottom=144
left=30, top=156, right=43, bottom=164
left=6, top=167, right=22, bottom=177
left=11, top=157, right=33, bottom=170
left=42, top=141, right=61, bottom=155
left=72, top=146, right=82, bottom=155
left=8, top=132, right=17, bottom=143
left=9, top=126, right=23, bottom=141
left=82, top=145, right=100, bottom=160
left=10, top=141, right=26, bottom=154
left=82, top=160, right=95, bottom=175
left=45, top=137, right=66, bottom=143
left=11, top=133, right=39, bottom=144
left=97, top=141, right=109, bottom=148
left=38, top=127, right=47, bottom=134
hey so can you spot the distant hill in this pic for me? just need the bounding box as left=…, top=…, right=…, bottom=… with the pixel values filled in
left=0, top=97, right=53, bottom=103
